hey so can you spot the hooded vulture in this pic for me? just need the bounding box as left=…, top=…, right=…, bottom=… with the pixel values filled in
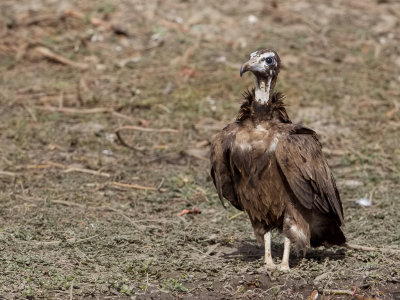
left=210, top=49, right=345, bottom=271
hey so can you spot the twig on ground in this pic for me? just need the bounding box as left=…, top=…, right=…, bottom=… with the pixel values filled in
left=34, top=106, right=111, bottom=114
left=30, top=105, right=180, bottom=153
left=314, top=272, right=333, bottom=283
left=229, top=211, right=244, bottom=220
left=33, top=46, right=89, bottom=70
left=69, top=280, right=74, bottom=300
left=26, top=163, right=54, bottom=169
left=27, top=164, right=156, bottom=190
left=145, top=273, right=149, bottom=293
left=157, top=178, right=165, bottom=190
left=107, top=181, right=157, bottom=191
left=115, top=125, right=178, bottom=151
left=264, top=285, right=284, bottom=294
left=322, top=289, right=353, bottom=296
left=116, top=125, right=179, bottom=133
left=25, top=161, right=111, bottom=178
left=111, top=111, right=137, bottom=123
left=321, top=289, right=379, bottom=300
left=62, top=167, right=111, bottom=178
left=33, top=105, right=150, bottom=127
left=0, top=170, right=20, bottom=177
left=181, top=148, right=209, bottom=161
left=347, top=243, right=400, bottom=254
left=115, top=130, right=145, bottom=152
left=23, top=105, right=37, bottom=122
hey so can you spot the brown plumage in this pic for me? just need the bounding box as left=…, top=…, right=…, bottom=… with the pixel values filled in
left=210, top=49, right=345, bottom=271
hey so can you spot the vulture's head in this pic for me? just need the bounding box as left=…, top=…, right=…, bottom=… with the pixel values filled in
left=240, top=49, right=280, bottom=79
left=240, top=49, right=281, bottom=104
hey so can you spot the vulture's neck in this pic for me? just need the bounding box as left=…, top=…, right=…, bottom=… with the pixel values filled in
left=254, top=77, right=274, bottom=105
left=237, top=77, right=291, bottom=123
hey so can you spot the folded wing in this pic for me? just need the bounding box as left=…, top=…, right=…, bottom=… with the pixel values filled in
left=210, top=125, right=243, bottom=210
left=275, top=125, right=344, bottom=225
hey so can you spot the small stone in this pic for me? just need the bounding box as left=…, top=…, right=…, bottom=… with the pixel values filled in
left=356, top=197, right=372, bottom=207
left=248, top=15, right=259, bottom=24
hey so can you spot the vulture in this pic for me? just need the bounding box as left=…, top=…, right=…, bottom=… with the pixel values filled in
left=210, top=49, right=345, bottom=271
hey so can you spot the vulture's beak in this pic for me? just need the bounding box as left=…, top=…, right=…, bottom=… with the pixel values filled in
left=240, top=57, right=258, bottom=77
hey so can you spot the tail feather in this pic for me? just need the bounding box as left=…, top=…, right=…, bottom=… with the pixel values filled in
left=310, top=212, right=346, bottom=247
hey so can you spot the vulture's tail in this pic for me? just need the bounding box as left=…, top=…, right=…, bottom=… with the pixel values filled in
left=310, top=212, right=346, bottom=247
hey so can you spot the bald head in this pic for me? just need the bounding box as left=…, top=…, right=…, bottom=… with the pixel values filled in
left=240, top=49, right=281, bottom=79
left=240, top=49, right=281, bottom=104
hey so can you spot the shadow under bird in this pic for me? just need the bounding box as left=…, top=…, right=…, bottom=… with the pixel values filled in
left=210, top=49, right=345, bottom=271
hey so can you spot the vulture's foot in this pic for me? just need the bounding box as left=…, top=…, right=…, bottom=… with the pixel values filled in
left=256, top=262, right=277, bottom=273
left=264, top=261, right=278, bottom=270
left=278, top=237, right=291, bottom=272
left=277, top=263, right=290, bottom=272
left=263, top=232, right=275, bottom=266
left=260, top=232, right=291, bottom=272
left=261, top=231, right=280, bottom=270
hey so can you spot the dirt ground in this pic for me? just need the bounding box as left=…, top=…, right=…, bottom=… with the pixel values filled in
left=0, top=0, right=399, bottom=299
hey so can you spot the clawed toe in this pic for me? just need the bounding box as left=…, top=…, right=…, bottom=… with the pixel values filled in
left=265, top=262, right=278, bottom=270
left=258, top=263, right=290, bottom=273
left=257, top=263, right=276, bottom=273
left=261, top=233, right=291, bottom=273
left=277, top=263, right=290, bottom=272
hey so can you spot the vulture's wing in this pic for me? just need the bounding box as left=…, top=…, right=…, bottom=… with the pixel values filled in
left=210, top=125, right=243, bottom=210
left=275, top=125, right=344, bottom=224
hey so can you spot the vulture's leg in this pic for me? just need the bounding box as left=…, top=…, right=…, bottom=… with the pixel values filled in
left=278, top=237, right=291, bottom=272
left=264, top=232, right=276, bottom=269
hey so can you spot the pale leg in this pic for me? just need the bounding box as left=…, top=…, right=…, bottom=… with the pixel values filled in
left=278, top=237, right=291, bottom=272
left=264, top=232, right=276, bottom=269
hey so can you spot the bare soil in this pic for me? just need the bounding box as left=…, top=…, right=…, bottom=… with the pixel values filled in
left=0, top=0, right=399, bottom=299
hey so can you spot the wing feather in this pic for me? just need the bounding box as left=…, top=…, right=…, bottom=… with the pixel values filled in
left=275, top=126, right=344, bottom=224
left=210, top=125, right=243, bottom=210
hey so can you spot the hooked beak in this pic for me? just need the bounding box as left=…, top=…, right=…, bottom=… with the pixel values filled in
left=240, top=57, right=257, bottom=77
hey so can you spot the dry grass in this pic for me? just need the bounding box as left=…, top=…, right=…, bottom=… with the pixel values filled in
left=0, top=0, right=399, bottom=299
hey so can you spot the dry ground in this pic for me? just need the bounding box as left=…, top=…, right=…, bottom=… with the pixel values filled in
left=0, top=0, right=399, bottom=299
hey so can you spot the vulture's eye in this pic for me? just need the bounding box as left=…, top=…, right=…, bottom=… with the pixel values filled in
left=265, top=57, right=274, bottom=65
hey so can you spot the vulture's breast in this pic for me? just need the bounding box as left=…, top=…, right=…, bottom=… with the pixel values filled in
left=230, top=124, right=288, bottom=223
